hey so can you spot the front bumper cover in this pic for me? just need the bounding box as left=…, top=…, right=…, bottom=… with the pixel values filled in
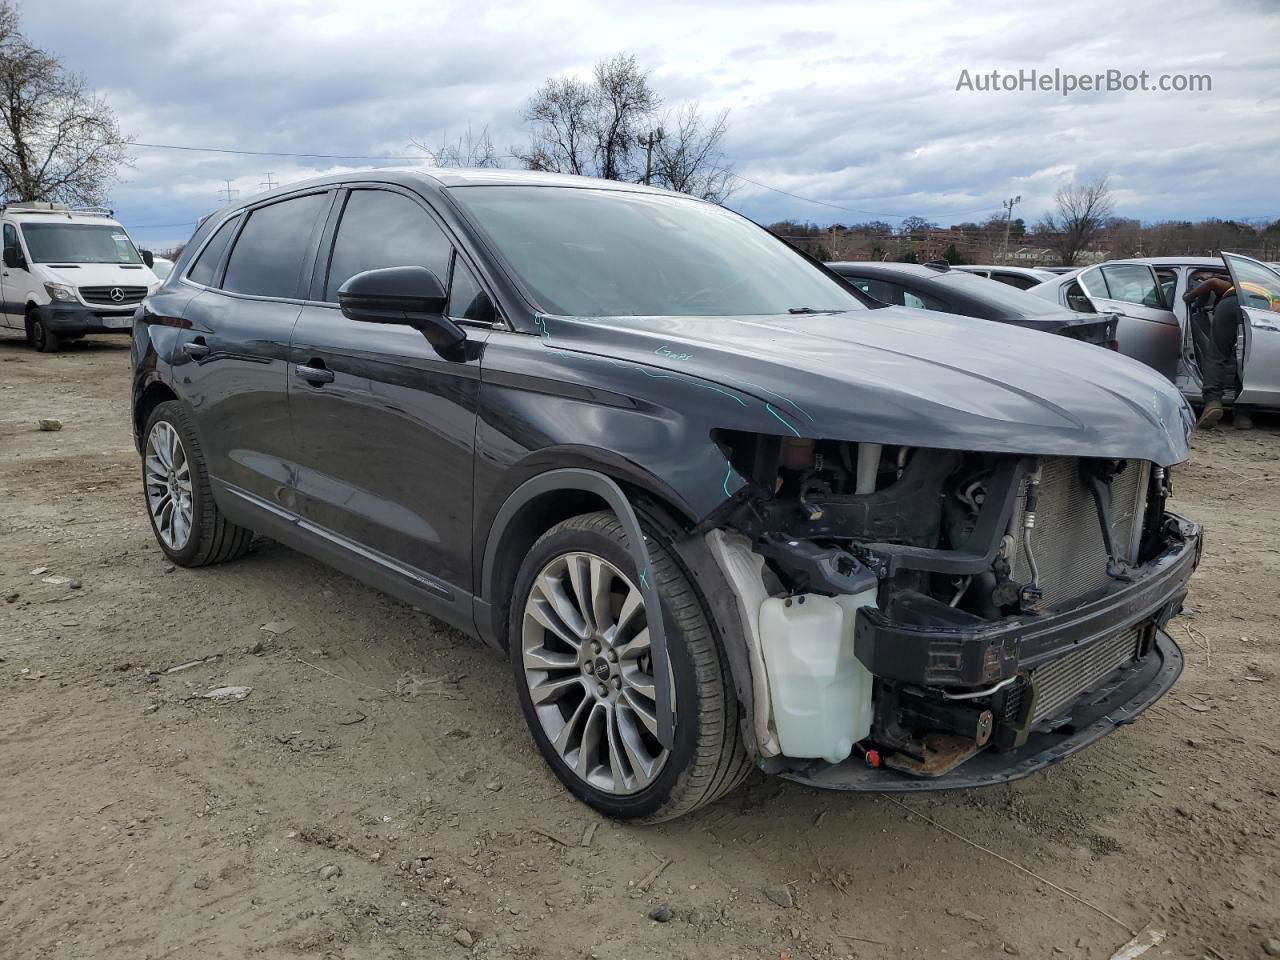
left=784, top=627, right=1183, bottom=792
left=34, top=302, right=135, bottom=336
left=854, top=514, right=1200, bottom=687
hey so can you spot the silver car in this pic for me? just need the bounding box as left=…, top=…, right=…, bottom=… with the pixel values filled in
left=1028, top=253, right=1280, bottom=410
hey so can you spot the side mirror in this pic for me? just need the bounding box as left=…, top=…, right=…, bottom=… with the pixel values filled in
left=338, top=265, right=466, bottom=351
left=3, top=246, right=23, bottom=269
left=141, top=249, right=155, bottom=268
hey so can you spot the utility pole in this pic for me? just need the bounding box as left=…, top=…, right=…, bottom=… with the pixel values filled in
left=642, top=127, right=665, bottom=185
left=260, top=172, right=279, bottom=191
left=217, top=180, right=240, bottom=205
left=1000, top=195, right=1022, bottom=262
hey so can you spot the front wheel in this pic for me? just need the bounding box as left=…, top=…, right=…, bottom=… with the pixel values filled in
left=27, top=313, right=60, bottom=353
left=141, top=401, right=253, bottom=567
left=510, top=511, right=750, bottom=822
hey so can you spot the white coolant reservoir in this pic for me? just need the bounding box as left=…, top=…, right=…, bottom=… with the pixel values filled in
left=758, top=590, right=877, bottom=763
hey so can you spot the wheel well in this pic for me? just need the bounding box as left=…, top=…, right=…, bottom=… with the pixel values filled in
left=486, top=488, right=610, bottom=648
left=134, top=381, right=178, bottom=445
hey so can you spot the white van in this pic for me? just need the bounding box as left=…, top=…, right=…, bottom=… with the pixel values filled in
left=0, top=202, right=160, bottom=352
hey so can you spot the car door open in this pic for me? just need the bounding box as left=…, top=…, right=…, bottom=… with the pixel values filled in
left=1223, top=252, right=1280, bottom=409
left=1076, top=264, right=1181, bottom=379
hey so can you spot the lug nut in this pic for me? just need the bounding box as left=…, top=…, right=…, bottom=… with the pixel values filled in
left=611, top=677, right=621, bottom=690
left=606, top=649, right=617, bottom=663
left=591, top=640, right=602, bottom=654
left=596, top=683, right=608, bottom=697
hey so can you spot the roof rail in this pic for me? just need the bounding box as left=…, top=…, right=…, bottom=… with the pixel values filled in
left=1, top=202, right=115, bottom=218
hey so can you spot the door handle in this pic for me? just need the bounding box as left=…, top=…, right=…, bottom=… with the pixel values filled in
left=294, top=363, right=334, bottom=384
left=182, top=340, right=210, bottom=359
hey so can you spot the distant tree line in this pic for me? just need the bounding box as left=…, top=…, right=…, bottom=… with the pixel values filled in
left=770, top=177, right=1280, bottom=266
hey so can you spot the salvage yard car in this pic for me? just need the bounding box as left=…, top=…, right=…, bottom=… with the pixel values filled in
left=827, top=260, right=1117, bottom=348
left=1, top=202, right=160, bottom=352
left=1033, top=255, right=1280, bottom=412
left=130, top=169, right=1200, bottom=822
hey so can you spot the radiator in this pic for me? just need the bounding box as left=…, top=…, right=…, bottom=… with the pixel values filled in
left=1028, top=625, right=1144, bottom=726
left=1011, top=458, right=1150, bottom=610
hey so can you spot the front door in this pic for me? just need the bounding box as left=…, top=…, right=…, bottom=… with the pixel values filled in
left=1, top=222, right=34, bottom=329
left=288, top=186, right=489, bottom=597
left=1223, top=253, right=1280, bottom=409
left=1076, top=263, right=1181, bottom=379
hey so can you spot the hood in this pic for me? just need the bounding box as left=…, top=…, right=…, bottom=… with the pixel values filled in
left=535, top=307, right=1193, bottom=467
left=41, top=262, right=158, bottom=289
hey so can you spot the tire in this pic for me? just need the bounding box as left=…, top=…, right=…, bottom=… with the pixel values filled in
left=27, top=312, right=60, bottom=353
left=141, top=400, right=253, bottom=567
left=510, top=511, right=750, bottom=822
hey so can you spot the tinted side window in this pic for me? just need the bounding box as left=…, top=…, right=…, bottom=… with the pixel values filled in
left=325, top=190, right=451, bottom=301
left=223, top=193, right=329, bottom=298
left=992, top=273, right=1036, bottom=290
left=187, top=216, right=239, bottom=287
left=844, top=275, right=897, bottom=304
left=447, top=255, right=491, bottom=322
left=900, top=286, right=946, bottom=311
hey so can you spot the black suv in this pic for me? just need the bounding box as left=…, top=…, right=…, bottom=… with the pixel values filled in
left=132, top=170, right=1200, bottom=821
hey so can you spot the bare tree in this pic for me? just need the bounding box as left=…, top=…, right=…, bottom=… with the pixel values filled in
left=513, top=75, right=595, bottom=175
left=515, top=53, right=658, bottom=183
left=411, top=124, right=500, bottom=168
left=0, top=2, right=131, bottom=206
left=1038, top=177, right=1116, bottom=266
left=649, top=102, right=735, bottom=203
left=591, top=53, right=656, bottom=181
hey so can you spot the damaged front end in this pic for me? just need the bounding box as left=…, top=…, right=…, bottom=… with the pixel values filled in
left=703, top=432, right=1200, bottom=790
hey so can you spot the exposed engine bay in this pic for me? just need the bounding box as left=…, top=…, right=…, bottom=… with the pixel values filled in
left=706, top=431, right=1198, bottom=783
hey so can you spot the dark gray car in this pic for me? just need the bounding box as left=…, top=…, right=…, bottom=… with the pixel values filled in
left=130, top=169, right=1200, bottom=821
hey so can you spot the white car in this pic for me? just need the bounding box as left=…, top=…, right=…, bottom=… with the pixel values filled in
left=948, top=264, right=1058, bottom=290
left=0, top=202, right=160, bottom=352
left=149, top=255, right=175, bottom=281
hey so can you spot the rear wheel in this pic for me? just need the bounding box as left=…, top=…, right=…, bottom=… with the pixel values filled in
left=510, top=511, right=750, bottom=822
left=27, top=312, right=60, bottom=353
left=142, top=401, right=253, bottom=567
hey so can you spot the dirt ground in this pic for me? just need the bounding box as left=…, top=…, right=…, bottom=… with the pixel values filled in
left=1, top=334, right=1277, bottom=960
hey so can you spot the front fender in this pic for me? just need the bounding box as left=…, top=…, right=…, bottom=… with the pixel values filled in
left=476, top=468, right=676, bottom=749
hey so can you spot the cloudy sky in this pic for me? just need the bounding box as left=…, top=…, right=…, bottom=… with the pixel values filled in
left=23, top=0, right=1280, bottom=251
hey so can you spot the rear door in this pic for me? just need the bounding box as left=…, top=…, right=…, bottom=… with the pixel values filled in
left=176, top=191, right=333, bottom=512
left=287, top=186, right=489, bottom=600
left=1075, top=263, right=1181, bottom=379
left=1222, top=253, right=1280, bottom=408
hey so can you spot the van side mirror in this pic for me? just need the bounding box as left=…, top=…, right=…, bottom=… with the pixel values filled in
left=3, top=246, right=23, bottom=269
left=337, top=265, right=466, bottom=352
left=141, top=249, right=155, bottom=268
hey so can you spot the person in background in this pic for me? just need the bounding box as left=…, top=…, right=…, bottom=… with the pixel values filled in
left=1184, top=274, right=1252, bottom=430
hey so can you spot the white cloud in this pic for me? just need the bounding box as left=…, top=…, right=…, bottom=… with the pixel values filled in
left=23, top=0, right=1280, bottom=249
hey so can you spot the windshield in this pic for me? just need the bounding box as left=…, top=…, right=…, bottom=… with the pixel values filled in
left=20, top=223, right=143, bottom=265
left=934, top=270, right=1068, bottom=316
left=450, top=186, right=866, bottom=317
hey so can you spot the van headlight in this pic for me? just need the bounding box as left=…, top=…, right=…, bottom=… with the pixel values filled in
left=44, top=282, right=77, bottom=302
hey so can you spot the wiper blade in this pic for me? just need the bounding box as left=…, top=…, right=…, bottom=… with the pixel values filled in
left=787, top=306, right=846, bottom=314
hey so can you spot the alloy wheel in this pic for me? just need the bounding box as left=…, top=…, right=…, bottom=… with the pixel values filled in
left=520, top=551, right=669, bottom=795
left=144, top=420, right=194, bottom=550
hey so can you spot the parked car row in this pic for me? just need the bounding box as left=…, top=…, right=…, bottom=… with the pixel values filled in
left=126, top=169, right=1200, bottom=820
